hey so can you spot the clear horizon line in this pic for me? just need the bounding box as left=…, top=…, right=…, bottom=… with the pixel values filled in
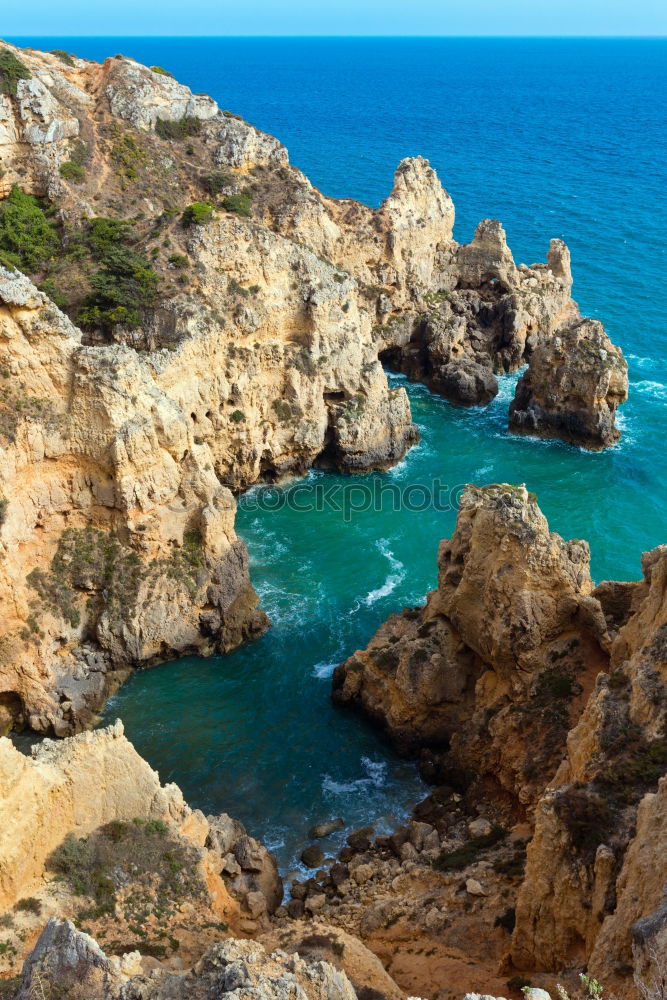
left=6, top=33, right=667, bottom=40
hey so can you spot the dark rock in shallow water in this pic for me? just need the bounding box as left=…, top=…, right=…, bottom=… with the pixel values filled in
left=431, top=359, right=498, bottom=407
left=301, top=844, right=325, bottom=868
left=309, top=817, right=345, bottom=839
left=346, top=826, right=375, bottom=852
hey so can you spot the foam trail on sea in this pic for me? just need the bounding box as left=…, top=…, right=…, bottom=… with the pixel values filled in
left=362, top=539, right=406, bottom=605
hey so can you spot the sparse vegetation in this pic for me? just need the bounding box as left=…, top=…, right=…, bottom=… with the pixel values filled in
left=0, top=48, right=31, bottom=97
left=59, top=159, right=86, bottom=183
left=167, top=253, right=189, bottom=269
left=0, top=185, right=59, bottom=273
left=155, top=116, right=202, bottom=140
left=50, top=49, right=75, bottom=66
left=150, top=65, right=173, bottom=77
left=14, top=896, right=42, bottom=915
left=47, top=819, right=206, bottom=958
left=222, top=192, right=252, bottom=217
left=201, top=169, right=232, bottom=195
left=230, top=409, right=246, bottom=423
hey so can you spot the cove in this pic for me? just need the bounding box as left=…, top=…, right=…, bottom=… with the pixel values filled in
left=102, top=364, right=660, bottom=872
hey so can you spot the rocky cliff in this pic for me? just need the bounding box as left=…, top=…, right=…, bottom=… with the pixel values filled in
left=333, top=486, right=667, bottom=994
left=0, top=41, right=628, bottom=734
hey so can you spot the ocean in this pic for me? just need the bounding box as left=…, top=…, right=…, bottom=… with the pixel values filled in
left=10, top=36, right=667, bottom=870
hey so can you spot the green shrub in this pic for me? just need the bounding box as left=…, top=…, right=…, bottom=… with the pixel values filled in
left=50, top=49, right=75, bottom=67
left=167, top=253, right=189, bottom=269
left=155, top=116, right=202, bottom=140
left=59, top=160, right=86, bottom=183
left=230, top=409, right=245, bottom=423
left=0, top=498, right=7, bottom=525
left=77, top=218, right=159, bottom=330
left=181, top=202, right=214, bottom=227
left=0, top=185, right=59, bottom=273
left=201, top=170, right=231, bottom=195
left=150, top=65, right=173, bottom=77
left=222, top=193, right=252, bottom=218
left=38, top=279, right=67, bottom=309
left=222, top=110, right=242, bottom=120
left=0, top=49, right=31, bottom=97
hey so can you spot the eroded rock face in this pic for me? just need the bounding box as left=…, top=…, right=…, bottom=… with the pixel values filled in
left=334, top=485, right=609, bottom=811
left=510, top=545, right=667, bottom=988
left=0, top=40, right=627, bottom=733
left=0, top=270, right=268, bottom=736
left=509, top=318, right=629, bottom=449
left=379, top=232, right=583, bottom=409
left=17, top=925, right=361, bottom=1000
left=333, top=490, right=667, bottom=993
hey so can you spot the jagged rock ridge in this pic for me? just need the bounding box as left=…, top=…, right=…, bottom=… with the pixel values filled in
left=0, top=40, right=626, bottom=736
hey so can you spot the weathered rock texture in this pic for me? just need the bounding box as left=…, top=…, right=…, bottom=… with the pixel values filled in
left=334, top=486, right=667, bottom=995
left=0, top=40, right=626, bottom=734
left=334, top=484, right=608, bottom=811
left=0, top=721, right=283, bottom=976
left=16, top=924, right=366, bottom=1000
left=509, top=318, right=629, bottom=449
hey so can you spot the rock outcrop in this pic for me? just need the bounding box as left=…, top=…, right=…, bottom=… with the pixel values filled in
left=334, top=484, right=609, bottom=812
left=509, top=318, right=629, bottom=449
left=510, top=544, right=667, bottom=990
left=0, top=720, right=282, bottom=977
left=16, top=925, right=364, bottom=1000
left=334, top=486, right=667, bottom=995
left=0, top=41, right=628, bottom=733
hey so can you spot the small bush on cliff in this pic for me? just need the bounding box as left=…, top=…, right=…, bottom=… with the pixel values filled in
left=50, top=49, right=75, bottom=66
left=181, top=202, right=214, bottom=226
left=0, top=49, right=31, bottom=97
left=0, top=185, right=59, bottom=273
left=201, top=170, right=232, bottom=196
left=77, top=218, right=159, bottom=330
left=155, top=116, right=202, bottom=140
left=59, top=160, right=86, bottom=183
left=222, top=192, right=252, bottom=218
left=150, top=65, right=173, bottom=77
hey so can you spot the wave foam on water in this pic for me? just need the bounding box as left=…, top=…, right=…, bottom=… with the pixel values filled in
left=322, top=757, right=389, bottom=797
left=633, top=379, right=667, bottom=401
left=362, top=539, right=406, bottom=606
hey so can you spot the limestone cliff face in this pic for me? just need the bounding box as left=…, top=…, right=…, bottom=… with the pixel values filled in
left=334, top=486, right=667, bottom=993
left=0, top=721, right=284, bottom=976
left=0, top=270, right=267, bottom=736
left=509, top=318, right=629, bottom=449
left=334, top=485, right=609, bottom=812
left=0, top=41, right=628, bottom=734
left=510, top=545, right=667, bottom=990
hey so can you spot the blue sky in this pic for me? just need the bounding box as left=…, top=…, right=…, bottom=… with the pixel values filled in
left=4, top=0, right=666, bottom=36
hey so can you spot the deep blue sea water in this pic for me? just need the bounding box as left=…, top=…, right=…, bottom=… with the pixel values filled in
left=10, top=38, right=667, bottom=870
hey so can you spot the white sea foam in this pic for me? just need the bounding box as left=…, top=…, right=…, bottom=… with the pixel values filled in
left=627, top=353, right=660, bottom=372
left=322, top=757, right=388, bottom=798
left=362, top=539, right=406, bottom=606
left=634, top=379, right=667, bottom=401
left=312, top=659, right=338, bottom=679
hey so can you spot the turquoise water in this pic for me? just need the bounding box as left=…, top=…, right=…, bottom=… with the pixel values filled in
left=12, top=37, right=665, bottom=868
